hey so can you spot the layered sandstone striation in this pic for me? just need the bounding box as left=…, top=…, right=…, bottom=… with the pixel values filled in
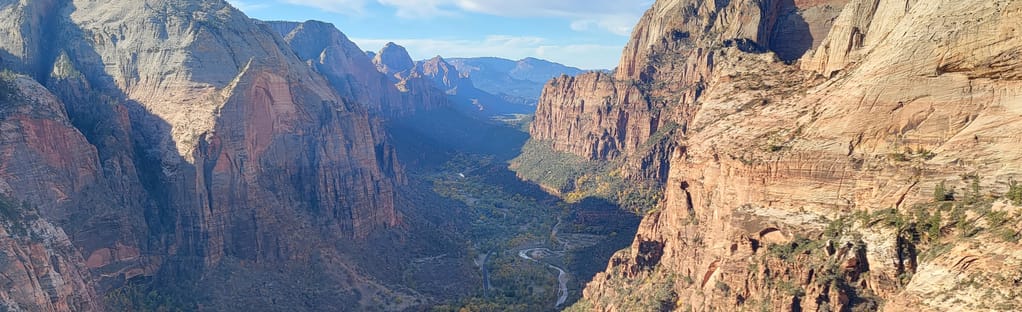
left=528, top=0, right=1022, bottom=311
left=0, top=0, right=459, bottom=310
left=0, top=74, right=101, bottom=312
left=0, top=213, right=100, bottom=312
left=532, top=0, right=847, bottom=174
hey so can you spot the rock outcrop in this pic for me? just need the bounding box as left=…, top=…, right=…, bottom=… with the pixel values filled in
left=371, top=45, right=530, bottom=115
left=0, top=74, right=102, bottom=312
left=374, top=42, right=416, bottom=76
left=272, top=21, right=444, bottom=115
left=0, top=209, right=100, bottom=312
left=0, top=0, right=465, bottom=310
left=416, top=56, right=472, bottom=94
left=527, top=0, right=1022, bottom=311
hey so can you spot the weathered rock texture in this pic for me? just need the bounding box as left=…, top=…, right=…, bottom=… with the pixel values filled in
left=271, top=20, right=444, bottom=116
left=0, top=74, right=102, bottom=312
left=0, top=213, right=100, bottom=312
left=527, top=0, right=1022, bottom=311
left=0, top=0, right=463, bottom=310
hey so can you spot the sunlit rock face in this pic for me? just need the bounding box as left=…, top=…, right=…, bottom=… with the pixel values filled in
left=0, top=0, right=456, bottom=310
left=529, top=0, right=1022, bottom=310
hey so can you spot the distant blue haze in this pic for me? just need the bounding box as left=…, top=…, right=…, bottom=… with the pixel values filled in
left=227, top=0, right=652, bottom=69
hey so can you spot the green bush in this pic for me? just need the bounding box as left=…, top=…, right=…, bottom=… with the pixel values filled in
left=915, top=209, right=943, bottom=242
left=934, top=181, right=953, bottom=202
left=997, top=228, right=1020, bottom=243
left=0, top=195, right=36, bottom=237
left=1008, top=178, right=1022, bottom=206
left=778, top=281, right=805, bottom=298
left=714, top=280, right=731, bottom=295
left=0, top=71, right=20, bottom=104
left=767, top=236, right=823, bottom=261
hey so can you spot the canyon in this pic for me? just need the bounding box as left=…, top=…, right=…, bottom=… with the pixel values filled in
left=0, top=0, right=610, bottom=310
left=0, top=0, right=473, bottom=310
left=2, top=0, right=1021, bottom=311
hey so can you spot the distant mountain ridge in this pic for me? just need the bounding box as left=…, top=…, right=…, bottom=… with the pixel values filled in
left=447, top=57, right=587, bottom=106
left=370, top=43, right=538, bottom=115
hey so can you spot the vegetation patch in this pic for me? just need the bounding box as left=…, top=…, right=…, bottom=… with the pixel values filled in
left=105, top=278, right=189, bottom=312
left=0, top=195, right=40, bottom=238
left=0, top=70, right=23, bottom=106
left=511, top=140, right=662, bottom=214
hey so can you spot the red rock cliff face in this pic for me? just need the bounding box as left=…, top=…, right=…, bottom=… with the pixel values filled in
left=0, top=0, right=433, bottom=309
left=531, top=0, right=1022, bottom=311
left=0, top=216, right=100, bottom=312
left=55, top=0, right=404, bottom=269
left=0, top=75, right=102, bottom=311
left=532, top=0, right=846, bottom=179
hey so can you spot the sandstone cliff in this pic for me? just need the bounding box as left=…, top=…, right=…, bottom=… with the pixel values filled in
left=526, top=0, right=1022, bottom=311
left=0, top=73, right=102, bottom=312
left=272, top=20, right=445, bottom=116
left=0, top=0, right=463, bottom=309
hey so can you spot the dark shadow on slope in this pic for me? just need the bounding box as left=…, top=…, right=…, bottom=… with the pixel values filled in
left=561, top=197, right=640, bottom=307
left=770, top=0, right=814, bottom=63
left=38, top=2, right=478, bottom=310
left=388, top=107, right=640, bottom=309
left=40, top=2, right=191, bottom=293
left=388, top=106, right=530, bottom=165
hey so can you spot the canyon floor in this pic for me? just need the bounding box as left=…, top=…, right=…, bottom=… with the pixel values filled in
left=386, top=108, right=641, bottom=311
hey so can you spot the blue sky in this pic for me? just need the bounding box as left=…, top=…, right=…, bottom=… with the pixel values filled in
left=227, top=0, right=653, bottom=69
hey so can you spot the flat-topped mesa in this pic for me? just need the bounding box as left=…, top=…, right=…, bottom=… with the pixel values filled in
left=445, top=57, right=586, bottom=106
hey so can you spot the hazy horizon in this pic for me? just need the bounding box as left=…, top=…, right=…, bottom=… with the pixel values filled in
left=227, top=0, right=652, bottom=69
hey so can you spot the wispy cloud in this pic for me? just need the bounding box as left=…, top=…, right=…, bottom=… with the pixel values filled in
left=279, top=0, right=650, bottom=35
left=227, top=0, right=271, bottom=11
left=377, top=0, right=459, bottom=18
left=352, top=35, right=621, bottom=69
left=280, top=0, right=368, bottom=14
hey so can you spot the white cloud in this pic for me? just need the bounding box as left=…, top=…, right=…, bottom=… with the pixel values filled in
left=376, top=0, right=457, bottom=18
left=280, top=0, right=369, bottom=14
left=352, top=36, right=621, bottom=69
left=227, top=0, right=271, bottom=11
left=570, top=20, right=593, bottom=32
left=280, top=0, right=651, bottom=35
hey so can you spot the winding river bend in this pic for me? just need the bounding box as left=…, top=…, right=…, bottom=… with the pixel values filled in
left=517, top=248, right=569, bottom=307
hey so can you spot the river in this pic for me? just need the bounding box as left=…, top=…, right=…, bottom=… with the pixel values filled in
left=517, top=248, right=569, bottom=307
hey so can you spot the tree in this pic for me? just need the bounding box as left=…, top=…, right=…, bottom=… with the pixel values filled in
left=933, top=181, right=953, bottom=202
